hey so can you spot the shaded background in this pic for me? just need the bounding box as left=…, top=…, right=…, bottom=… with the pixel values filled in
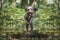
left=0, top=0, right=59, bottom=30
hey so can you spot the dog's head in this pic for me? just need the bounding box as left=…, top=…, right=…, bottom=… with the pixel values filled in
left=25, top=6, right=38, bottom=13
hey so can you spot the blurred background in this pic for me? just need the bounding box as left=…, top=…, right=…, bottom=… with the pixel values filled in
left=0, top=0, right=59, bottom=30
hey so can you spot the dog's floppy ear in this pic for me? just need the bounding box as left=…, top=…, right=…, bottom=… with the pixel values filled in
left=33, top=6, right=38, bottom=11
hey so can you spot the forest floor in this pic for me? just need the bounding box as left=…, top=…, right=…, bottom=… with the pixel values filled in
left=0, top=30, right=60, bottom=40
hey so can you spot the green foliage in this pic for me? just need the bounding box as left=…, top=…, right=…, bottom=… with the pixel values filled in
left=1, top=7, right=25, bottom=30
left=34, top=4, right=57, bottom=30
left=0, top=0, right=59, bottom=30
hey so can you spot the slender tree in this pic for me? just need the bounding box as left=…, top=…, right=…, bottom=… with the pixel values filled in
left=58, top=0, right=60, bottom=14
left=21, top=0, right=28, bottom=8
left=29, top=0, right=34, bottom=6
left=0, top=0, right=2, bottom=14
left=57, top=0, right=60, bottom=30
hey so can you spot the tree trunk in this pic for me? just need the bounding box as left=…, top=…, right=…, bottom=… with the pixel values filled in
left=21, top=0, right=28, bottom=8
left=0, top=0, right=2, bottom=14
left=58, top=0, right=60, bottom=14
left=29, top=0, right=34, bottom=6
left=57, top=0, right=60, bottom=30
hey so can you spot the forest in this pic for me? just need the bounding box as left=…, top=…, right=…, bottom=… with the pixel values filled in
left=0, top=0, right=60, bottom=40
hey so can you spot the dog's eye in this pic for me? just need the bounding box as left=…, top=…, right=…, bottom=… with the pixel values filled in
left=27, top=8, right=33, bottom=11
left=30, top=8, right=33, bottom=10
